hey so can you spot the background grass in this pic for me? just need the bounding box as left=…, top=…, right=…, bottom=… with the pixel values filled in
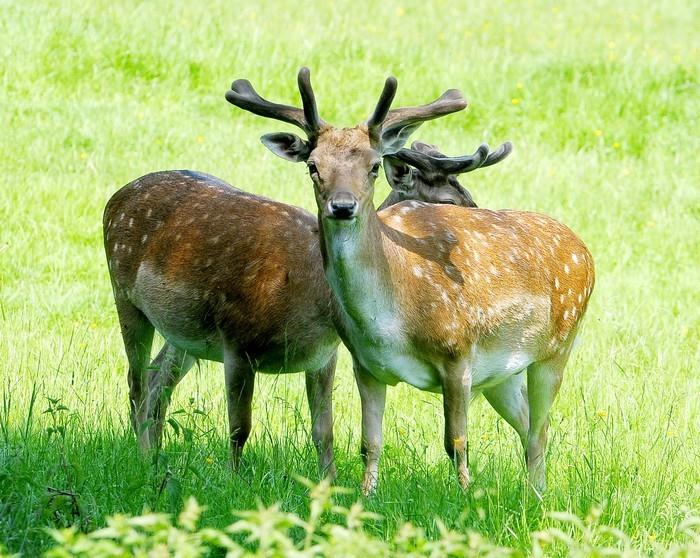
left=1, top=0, right=699, bottom=554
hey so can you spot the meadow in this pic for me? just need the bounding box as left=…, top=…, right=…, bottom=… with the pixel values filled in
left=1, top=0, right=699, bottom=554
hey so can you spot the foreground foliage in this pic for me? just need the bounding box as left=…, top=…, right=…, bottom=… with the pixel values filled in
left=30, top=481, right=700, bottom=557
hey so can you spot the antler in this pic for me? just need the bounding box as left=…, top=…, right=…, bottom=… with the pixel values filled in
left=225, top=67, right=325, bottom=138
left=368, top=88, right=468, bottom=153
left=393, top=141, right=513, bottom=175
left=367, top=77, right=399, bottom=143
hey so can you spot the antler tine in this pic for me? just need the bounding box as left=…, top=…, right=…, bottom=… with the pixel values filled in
left=367, top=77, right=399, bottom=142
left=480, top=141, right=513, bottom=168
left=297, top=67, right=324, bottom=135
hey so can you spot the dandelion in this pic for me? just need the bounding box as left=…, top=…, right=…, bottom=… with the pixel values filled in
left=516, top=82, right=524, bottom=90
left=136, top=112, right=144, bottom=120
left=196, top=135, right=205, bottom=144
left=90, top=322, right=97, bottom=329
left=613, top=142, right=621, bottom=149
left=594, top=129, right=603, bottom=137
left=396, top=6, right=405, bottom=16
left=511, top=98, right=521, bottom=105
left=80, top=152, right=87, bottom=160
left=608, top=41, right=616, bottom=49
left=596, top=410, right=607, bottom=419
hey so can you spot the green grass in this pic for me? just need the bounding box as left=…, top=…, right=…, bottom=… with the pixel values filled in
left=1, top=0, right=699, bottom=555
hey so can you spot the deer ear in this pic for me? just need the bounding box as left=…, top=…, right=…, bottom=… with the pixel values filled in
left=260, top=132, right=311, bottom=162
left=383, top=156, right=414, bottom=191
left=380, top=122, right=423, bottom=155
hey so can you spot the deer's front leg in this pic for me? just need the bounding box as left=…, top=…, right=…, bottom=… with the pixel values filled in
left=305, top=352, right=337, bottom=481
left=353, top=358, right=386, bottom=496
left=442, top=360, right=472, bottom=489
left=223, top=347, right=256, bottom=471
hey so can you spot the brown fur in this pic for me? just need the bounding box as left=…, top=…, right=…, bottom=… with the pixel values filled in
left=379, top=203, right=594, bottom=357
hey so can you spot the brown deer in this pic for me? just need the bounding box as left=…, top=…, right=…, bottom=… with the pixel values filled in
left=103, top=76, right=475, bottom=478
left=228, top=69, right=595, bottom=496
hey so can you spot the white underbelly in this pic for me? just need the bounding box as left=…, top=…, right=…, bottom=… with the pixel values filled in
left=471, top=347, right=534, bottom=390
left=350, top=328, right=536, bottom=393
left=361, top=347, right=441, bottom=391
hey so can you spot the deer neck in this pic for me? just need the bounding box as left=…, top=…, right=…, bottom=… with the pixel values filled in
left=318, top=207, right=401, bottom=343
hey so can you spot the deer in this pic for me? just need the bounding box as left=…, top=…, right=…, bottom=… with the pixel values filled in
left=227, top=68, right=595, bottom=496
left=102, top=75, right=493, bottom=479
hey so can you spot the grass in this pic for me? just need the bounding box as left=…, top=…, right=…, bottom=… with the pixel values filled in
left=1, top=0, right=699, bottom=554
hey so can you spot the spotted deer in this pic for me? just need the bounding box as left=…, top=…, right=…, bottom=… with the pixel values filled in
left=228, top=69, right=595, bottom=496
left=103, top=76, right=471, bottom=478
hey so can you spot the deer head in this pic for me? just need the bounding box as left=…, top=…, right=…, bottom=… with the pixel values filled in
left=225, top=68, right=466, bottom=220
left=379, top=140, right=513, bottom=209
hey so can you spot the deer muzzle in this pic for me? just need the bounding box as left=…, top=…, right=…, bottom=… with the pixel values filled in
left=327, top=191, right=359, bottom=220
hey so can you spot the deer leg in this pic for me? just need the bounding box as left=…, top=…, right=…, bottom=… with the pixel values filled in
left=353, top=358, right=386, bottom=496
left=146, top=343, right=196, bottom=451
left=115, top=297, right=154, bottom=453
left=442, top=359, right=472, bottom=489
left=305, top=351, right=337, bottom=481
left=526, top=350, right=568, bottom=498
left=223, top=347, right=256, bottom=471
left=483, top=372, right=529, bottom=451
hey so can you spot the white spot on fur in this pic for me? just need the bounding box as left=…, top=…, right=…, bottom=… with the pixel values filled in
left=141, top=234, right=148, bottom=244
left=554, top=277, right=560, bottom=290
left=564, top=264, right=570, bottom=274
left=572, top=253, right=579, bottom=264
left=563, top=310, right=569, bottom=320
left=119, top=213, right=125, bottom=221
left=146, top=208, right=153, bottom=218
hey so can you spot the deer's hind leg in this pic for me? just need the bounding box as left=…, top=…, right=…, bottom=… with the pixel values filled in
left=114, top=297, right=155, bottom=453
left=483, top=372, right=530, bottom=451
left=146, top=343, right=196, bottom=451
left=526, top=347, right=570, bottom=497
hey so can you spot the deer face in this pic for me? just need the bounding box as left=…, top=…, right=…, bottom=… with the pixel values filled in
left=305, top=127, right=381, bottom=220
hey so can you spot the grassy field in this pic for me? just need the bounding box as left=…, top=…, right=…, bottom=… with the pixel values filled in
left=1, top=0, right=699, bottom=554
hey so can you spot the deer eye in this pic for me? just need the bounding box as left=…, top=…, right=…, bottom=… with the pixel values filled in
left=307, top=162, right=319, bottom=177
left=369, top=162, right=381, bottom=177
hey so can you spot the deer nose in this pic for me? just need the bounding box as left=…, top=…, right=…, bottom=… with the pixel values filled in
left=328, top=192, right=359, bottom=219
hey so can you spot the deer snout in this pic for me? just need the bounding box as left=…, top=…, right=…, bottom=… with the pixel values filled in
left=327, top=191, right=359, bottom=220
